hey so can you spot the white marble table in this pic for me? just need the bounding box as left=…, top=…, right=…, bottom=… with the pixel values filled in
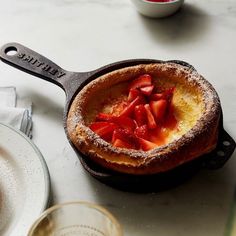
left=0, top=0, right=236, bottom=235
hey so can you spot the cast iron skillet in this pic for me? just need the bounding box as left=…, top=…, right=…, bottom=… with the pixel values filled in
left=0, top=42, right=235, bottom=192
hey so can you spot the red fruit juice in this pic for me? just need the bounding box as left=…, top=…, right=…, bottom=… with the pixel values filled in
left=146, top=0, right=173, bottom=2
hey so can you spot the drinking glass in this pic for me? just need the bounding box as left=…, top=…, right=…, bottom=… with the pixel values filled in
left=27, top=201, right=123, bottom=236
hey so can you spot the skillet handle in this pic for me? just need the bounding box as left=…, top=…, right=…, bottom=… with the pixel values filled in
left=0, top=42, right=72, bottom=90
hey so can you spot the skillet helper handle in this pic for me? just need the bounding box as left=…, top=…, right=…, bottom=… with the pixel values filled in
left=0, top=42, right=70, bottom=89
left=202, top=128, right=236, bottom=169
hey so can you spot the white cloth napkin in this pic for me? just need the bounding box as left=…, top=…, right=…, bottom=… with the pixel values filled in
left=0, top=87, right=33, bottom=138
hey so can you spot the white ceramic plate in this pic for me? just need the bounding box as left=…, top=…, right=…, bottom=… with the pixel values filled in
left=0, top=123, right=50, bottom=236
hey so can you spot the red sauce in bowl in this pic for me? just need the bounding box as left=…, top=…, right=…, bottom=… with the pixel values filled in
left=146, top=0, right=174, bottom=2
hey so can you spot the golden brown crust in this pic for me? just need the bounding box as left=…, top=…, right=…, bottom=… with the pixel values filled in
left=67, top=63, right=221, bottom=175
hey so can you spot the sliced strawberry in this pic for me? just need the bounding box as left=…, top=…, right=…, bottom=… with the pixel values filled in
left=89, top=122, right=118, bottom=141
left=150, top=93, right=165, bottom=101
left=113, top=116, right=136, bottom=131
left=150, top=99, right=168, bottom=122
left=96, top=113, right=115, bottom=121
left=139, top=85, right=154, bottom=96
left=151, top=87, right=175, bottom=101
left=138, top=138, right=158, bottom=151
left=112, top=128, right=137, bottom=145
left=113, top=139, right=134, bottom=149
left=134, top=104, right=147, bottom=126
left=96, top=113, right=136, bottom=131
left=128, top=88, right=140, bottom=102
left=144, top=104, right=157, bottom=129
left=162, top=110, right=178, bottom=130
left=120, top=96, right=146, bottom=117
left=163, top=87, right=175, bottom=102
left=150, top=87, right=175, bottom=101
left=129, top=74, right=152, bottom=90
left=90, top=75, right=176, bottom=151
left=149, top=127, right=166, bottom=146
left=134, top=125, right=149, bottom=140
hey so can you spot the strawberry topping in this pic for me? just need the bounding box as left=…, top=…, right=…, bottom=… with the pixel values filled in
left=89, top=74, right=177, bottom=151
left=138, top=138, right=158, bottom=151
left=139, top=85, right=154, bottom=96
left=134, top=125, right=149, bottom=140
left=128, top=88, right=140, bottom=102
left=134, top=104, right=147, bottom=127
left=96, top=113, right=115, bottom=121
left=113, top=116, right=136, bottom=131
left=144, top=104, right=157, bottom=129
left=113, top=139, right=134, bottom=149
left=129, top=74, right=152, bottom=90
left=89, top=122, right=118, bottom=141
left=112, top=128, right=138, bottom=148
left=150, top=99, right=168, bottom=122
left=119, top=95, right=145, bottom=117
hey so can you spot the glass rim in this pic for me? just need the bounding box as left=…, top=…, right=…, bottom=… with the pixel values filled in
left=27, top=201, right=123, bottom=235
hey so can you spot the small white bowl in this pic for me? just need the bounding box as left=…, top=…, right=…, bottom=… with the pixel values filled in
left=131, top=0, right=184, bottom=18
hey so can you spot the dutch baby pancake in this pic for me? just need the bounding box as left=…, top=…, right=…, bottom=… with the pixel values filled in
left=67, top=63, right=221, bottom=175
